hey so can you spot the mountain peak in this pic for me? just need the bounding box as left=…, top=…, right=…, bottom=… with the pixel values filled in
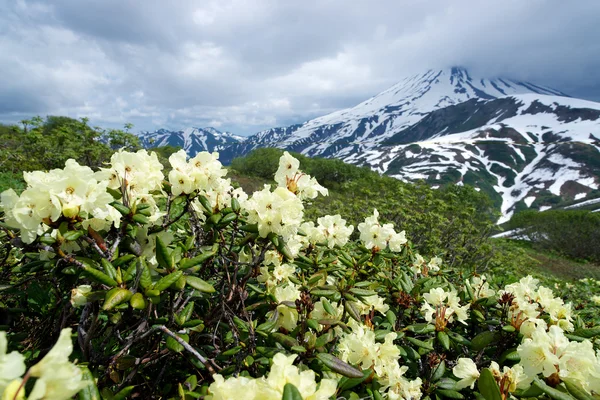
left=138, top=126, right=244, bottom=155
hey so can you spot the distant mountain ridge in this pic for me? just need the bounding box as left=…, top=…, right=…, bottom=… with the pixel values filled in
left=138, top=127, right=245, bottom=155
left=140, top=68, right=600, bottom=222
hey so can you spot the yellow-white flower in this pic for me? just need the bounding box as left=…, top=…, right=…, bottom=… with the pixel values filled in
left=28, top=328, right=89, bottom=400
left=453, top=358, right=480, bottom=390
left=207, top=374, right=258, bottom=400
left=0, top=332, right=26, bottom=395
left=70, top=285, right=92, bottom=307
left=261, top=353, right=337, bottom=400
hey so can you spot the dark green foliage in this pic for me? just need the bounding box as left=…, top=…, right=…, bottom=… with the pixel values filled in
left=509, top=209, right=600, bottom=262
left=0, top=116, right=140, bottom=174
left=232, top=149, right=499, bottom=270
left=231, top=148, right=374, bottom=189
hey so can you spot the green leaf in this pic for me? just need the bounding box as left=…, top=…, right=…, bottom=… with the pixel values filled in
left=338, top=369, right=372, bottom=391
left=129, top=292, right=146, bottom=310
left=156, top=236, right=174, bottom=270
left=406, top=323, right=436, bottom=334
left=110, top=201, right=131, bottom=216
left=282, top=383, right=303, bottom=400
left=63, top=230, right=84, bottom=241
left=103, top=288, right=133, bottom=311
left=477, top=368, right=502, bottom=400
left=166, top=333, right=189, bottom=353
left=185, top=276, right=216, bottom=293
left=436, top=389, right=464, bottom=399
left=138, top=257, right=152, bottom=290
left=153, top=270, right=183, bottom=292
left=406, top=336, right=434, bottom=351
left=471, top=331, right=500, bottom=351
left=113, top=386, right=135, bottom=400
left=562, top=378, right=594, bottom=400
left=316, top=353, right=363, bottom=378
left=572, top=326, right=600, bottom=338
left=532, top=377, right=575, bottom=400
left=132, top=214, right=149, bottom=224
left=437, top=331, right=450, bottom=351
left=101, top=259, right=118, bottom=281
left=180, top=251, right=216, bottom=270
left=271, top=332, right=299, bottom=348
left=78, top=366, right=101, bottom=400
left=431, top=360, right=446, bottom=382
left=82, top=264, right=118, bottom=287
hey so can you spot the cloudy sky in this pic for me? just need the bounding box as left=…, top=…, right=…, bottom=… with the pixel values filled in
left=1, top=0, right=600, bottom=135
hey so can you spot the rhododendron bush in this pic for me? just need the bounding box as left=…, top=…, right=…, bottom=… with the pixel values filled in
left=1, top=150, right=599, bottom=400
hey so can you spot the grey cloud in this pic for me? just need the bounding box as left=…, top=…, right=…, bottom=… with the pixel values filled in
left=1, top=0, right=599, bottom=135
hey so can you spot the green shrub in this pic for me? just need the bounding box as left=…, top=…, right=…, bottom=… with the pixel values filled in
left=509, top=209, right=600, bottom=261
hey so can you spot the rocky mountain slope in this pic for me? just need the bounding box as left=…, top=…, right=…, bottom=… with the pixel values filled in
left=143, top=68, right=600, bottom=222
left=139, top=127, right=244, bottom=154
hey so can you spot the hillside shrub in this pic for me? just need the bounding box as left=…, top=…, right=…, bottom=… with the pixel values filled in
left=232, top=150, right=499, bottom=272
left=509, top=209, right=600, bottom=262
left=1, top=150, right=599, bottom=399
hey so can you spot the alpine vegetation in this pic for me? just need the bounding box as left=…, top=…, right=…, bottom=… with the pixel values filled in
left=1, top=151, right=599, bottom=399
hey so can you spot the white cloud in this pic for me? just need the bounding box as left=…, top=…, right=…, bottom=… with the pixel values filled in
left=0, top=0, right=599, bottom=135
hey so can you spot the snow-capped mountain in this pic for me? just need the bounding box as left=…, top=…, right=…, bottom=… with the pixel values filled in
left=218, top=67, right=600, bottom=222
left=139, top=127, right=245, bottom=155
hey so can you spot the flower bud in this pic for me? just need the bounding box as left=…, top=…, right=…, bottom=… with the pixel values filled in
left=70, top=285, right=92, bottom=307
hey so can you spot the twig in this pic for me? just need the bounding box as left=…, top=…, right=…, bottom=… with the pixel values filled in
left=157, top=325, right=220, bottom=374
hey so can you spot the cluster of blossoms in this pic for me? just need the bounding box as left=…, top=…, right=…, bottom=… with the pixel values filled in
left=518, top=325, right=600, bottom=392
left=244, top=185, right=304, bottom=239
left=299, top=214, right=354, bottom=249
left=499, top=276, right=574, bottom=333
left=411, top=254, right=443, bottom=275
left=243, top=152, right=330, bottom=241
left=0, top=329, right=88, bottom=400
left=97, top=149, right=164, bottom=202
left=453, top=276, right=600, bottom=398
left=169, top=150, right=248, bottom=213
left=453, top=358, right=528, bottom=395
left=274, top=152, right=328, bottom=200
left=207, top=353, right=336, bottom=400
left=420, top=287, right=470, bottom=329
left=358, top=209, right=407, bottom=252
left=466, top=275, right=496, bottom=300
left=337, top=320, right=423, bottom=399
left=1, top=160, right=119, bottom=243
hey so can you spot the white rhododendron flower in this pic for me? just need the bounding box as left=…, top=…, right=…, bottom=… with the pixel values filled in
left=517, top=325, right=600, bottom=391
left=358, top=209, right=407, bottom=252
left=468, top=275, right=496, bottom=300
left=245, top=185, right=304, bottom=239
left=208, top=354, right=337, bottom=400
left=356, top=295, right=390, bottom=316
left=316, top=214, right=354, bottom=248
left=28, top=328, right=89, bottom=400
left=167, top=150, right=228, bottom=197
left=427, top=256, right=442, bottom=272
left=421, top=288, right=470, bottom=327
left=0, top=332, right=26, bottom=395
left=453, top=358, right=480, bottom=390
left=70, top=285, right=92, bottom=307
left=488, top=362, right=530, bottom=394
left=338, top=320, right=422, bottom=399
left=271, top=284, right=301, bottom=331
left=96, top=149, right=164, bottom=198
left=262, top=353, right=337, bottom=400
left=379, top=362, right=423, bottom=400
left=274, top=152, right=328, bottom=200
left=500, top=276, right=574, bottom=332
left=1, top=159, right=124, bottom=242
left=207, top=375, right=258, bottom=400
